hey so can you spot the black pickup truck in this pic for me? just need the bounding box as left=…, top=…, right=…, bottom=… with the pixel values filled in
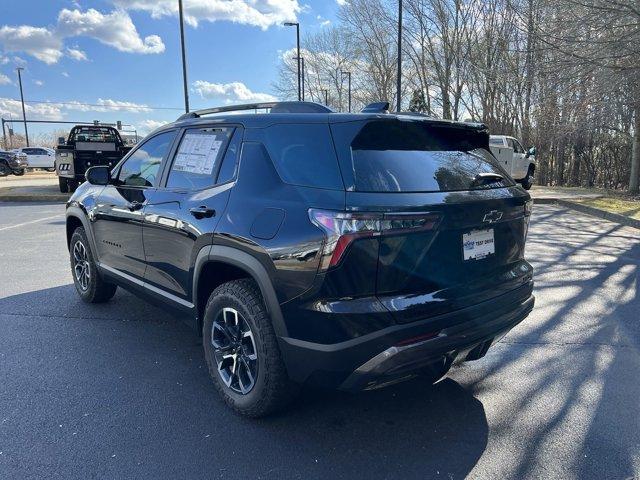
left=55, top=125, right=132, bottom=192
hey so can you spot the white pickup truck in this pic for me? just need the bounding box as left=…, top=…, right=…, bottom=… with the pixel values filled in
left=489, top=135, right=536, bottom=190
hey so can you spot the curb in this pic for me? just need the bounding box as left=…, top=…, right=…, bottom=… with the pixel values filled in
left=534, top=197, right=640, bottom=230
left=0, top=194, right=69, bottom=203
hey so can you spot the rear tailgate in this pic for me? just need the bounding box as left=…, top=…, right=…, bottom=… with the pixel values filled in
left=346, top=189, right=532, bottom=324
left=331, top=117, right=533, bottom=324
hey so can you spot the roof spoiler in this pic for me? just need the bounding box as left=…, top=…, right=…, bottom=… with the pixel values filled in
left=361, top=102, right=390, bottom=113
left=177, top=101, right=333, bottom=120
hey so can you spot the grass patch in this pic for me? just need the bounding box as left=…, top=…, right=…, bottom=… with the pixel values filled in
left=574, top=196, right=640, bottom=220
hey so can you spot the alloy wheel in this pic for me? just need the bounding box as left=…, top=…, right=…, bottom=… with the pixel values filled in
left=72, top=240, right=90, bottom=291
left=211, top=307, right=258, bottom=395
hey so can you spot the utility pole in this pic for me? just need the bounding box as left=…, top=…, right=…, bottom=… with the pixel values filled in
left=284, top=22, right=301, bottom=101
left=16, top=67, right=29, bottom=147
left=322, top=88, right=329, bottom=106
left=397, top=0, right=403, bottom=112
left=178, top=0, right=190, bottom=113
left=341, top=71, right=352, bottom=113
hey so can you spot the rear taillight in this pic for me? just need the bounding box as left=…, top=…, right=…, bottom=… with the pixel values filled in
left=309, top=209, right=441, bottom=270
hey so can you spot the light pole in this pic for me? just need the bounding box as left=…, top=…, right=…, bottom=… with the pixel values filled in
left=322, top=88, right=329, bottom=106
left=16, top=67, right=29, bottom=147
left=178, top=0, right=190, bottom=113
left=301, top=57, right=305, bottom=101
left=397, top=0, right=403, bottom=112
left=341, top=70, right=352, bottom=113
left=284, top=22, right=301, bottom=101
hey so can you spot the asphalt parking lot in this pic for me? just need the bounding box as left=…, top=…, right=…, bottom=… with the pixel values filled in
left=0, top=202, right=638, bottom=479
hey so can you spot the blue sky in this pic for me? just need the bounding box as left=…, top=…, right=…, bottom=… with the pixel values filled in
left=0, top=0, right=341, bottom=137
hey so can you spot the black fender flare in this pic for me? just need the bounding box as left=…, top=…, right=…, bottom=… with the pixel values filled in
left=193, top=245, right=287, bottom=338
left=65, top=204, right=99, bottom=258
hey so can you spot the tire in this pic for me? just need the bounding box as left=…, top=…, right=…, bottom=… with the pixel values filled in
left=12, top=168, right=25, bottom=176
left=58, top=177, right=69, bottom=193
left=69, top=227, right=117, bottom=303
left=203, top=279, right=299, bottom=417
left=68, top=180, right=79, bottom=192
left=520, top=167, right=534, bottom=190
left=0, top=161, right=9, bottom=177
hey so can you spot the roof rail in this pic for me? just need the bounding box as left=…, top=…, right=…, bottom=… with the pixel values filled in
left=177, top=101, right=333, bottom=121
left=361, top=101, right=390, bottom=113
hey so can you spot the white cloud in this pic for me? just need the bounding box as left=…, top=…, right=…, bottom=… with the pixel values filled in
left=60, top=98, right=152, bottom=113
left=0, top=96, right=153, bottom=122
left=0, top=97, right=65, bottom=121
left=0, top=8, right=164, bottom=64
left=0, top=73, right=11, bottom=85
left=57, top=9, right=165, bottom=54
left=138, top=119, right=167, bottom=133
left=192, top=80, right=277, bottom=104
left=336, top=0, right=348, bottom=5
left=115, top=0, right=300, bottom=30
left=34, top=79, right=44, bottom=86
left=61, top=71, right=70, bottom=77
left=94, top=98, right=152, bottom=112
left=0, top=26, right=63, bottom=64
left=66, top=47, right=88, bottom=61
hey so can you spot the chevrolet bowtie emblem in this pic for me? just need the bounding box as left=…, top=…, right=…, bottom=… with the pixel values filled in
left=483, top=210, right=503, bottom=223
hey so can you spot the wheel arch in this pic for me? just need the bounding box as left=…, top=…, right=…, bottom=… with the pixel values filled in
left=193, top=245, right=287, bottom=338
left=65, top=206, right=98, bottom=256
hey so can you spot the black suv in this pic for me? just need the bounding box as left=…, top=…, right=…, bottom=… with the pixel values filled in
left=65, top=101, right=534, bottom=417
left=0, top=150, right=28, bottom=176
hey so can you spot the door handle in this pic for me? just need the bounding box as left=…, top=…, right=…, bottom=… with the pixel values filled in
left=128, top=201, right=144, bottom=211
left=189, top=206, right=216, bottom=219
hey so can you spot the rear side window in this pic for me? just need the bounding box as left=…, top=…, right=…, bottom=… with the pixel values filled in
left=331, top=119, right=513, bottom=193
left=263, top=124, right=343, bottom=190
left=167, top=127, right=233, bottom=190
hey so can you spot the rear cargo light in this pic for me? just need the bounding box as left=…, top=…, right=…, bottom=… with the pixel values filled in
left=309, top=209, right=441, bottom=270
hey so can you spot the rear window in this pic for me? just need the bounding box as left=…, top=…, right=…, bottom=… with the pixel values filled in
left=71, top=127, right=120, bottom=143
left=331, top=119, right=513, bottom=192
left=263, top=124, right=343, bottom=190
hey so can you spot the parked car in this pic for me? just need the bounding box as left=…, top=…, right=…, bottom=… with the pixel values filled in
left=489, top=135, right=536, bottom=189
left=55, top=125, right=132, bottom=193
left=13, top=147, right=56, bottom=171
left=0, top=150, right=27, bottom=176
left=65, top=101, right=534, bottom=417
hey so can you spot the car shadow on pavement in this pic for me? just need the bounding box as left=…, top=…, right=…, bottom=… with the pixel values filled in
left=0, top=284, right=488, bottom=479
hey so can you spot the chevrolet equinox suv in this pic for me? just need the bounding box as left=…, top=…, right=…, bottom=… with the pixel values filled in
left=65, top=101, right=534, bottom=417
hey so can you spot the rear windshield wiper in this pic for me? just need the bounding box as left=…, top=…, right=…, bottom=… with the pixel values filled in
left=471, top=172, right=504, bottom=187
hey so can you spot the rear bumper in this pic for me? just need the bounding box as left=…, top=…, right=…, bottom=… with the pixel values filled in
left=278, top=288, right=534, bottom=390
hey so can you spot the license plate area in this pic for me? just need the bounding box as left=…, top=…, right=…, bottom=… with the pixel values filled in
left=462, top=228, right=495, bottom=261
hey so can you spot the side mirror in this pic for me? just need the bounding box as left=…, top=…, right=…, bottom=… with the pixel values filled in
left=58, top=137, right=66, bottom=145
left=86, top=166, right=111, bottom=186
left=527, top=146, right=536, bottom=157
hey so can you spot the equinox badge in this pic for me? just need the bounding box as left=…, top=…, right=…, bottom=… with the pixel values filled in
left=483, top=210, right=503, bottom=224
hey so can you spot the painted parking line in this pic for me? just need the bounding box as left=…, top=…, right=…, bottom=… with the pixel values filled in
left=0, top=213, right=63, bottom=232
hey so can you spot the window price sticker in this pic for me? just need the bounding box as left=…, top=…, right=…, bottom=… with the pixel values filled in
left=173, top=133, right=223, bottom=175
